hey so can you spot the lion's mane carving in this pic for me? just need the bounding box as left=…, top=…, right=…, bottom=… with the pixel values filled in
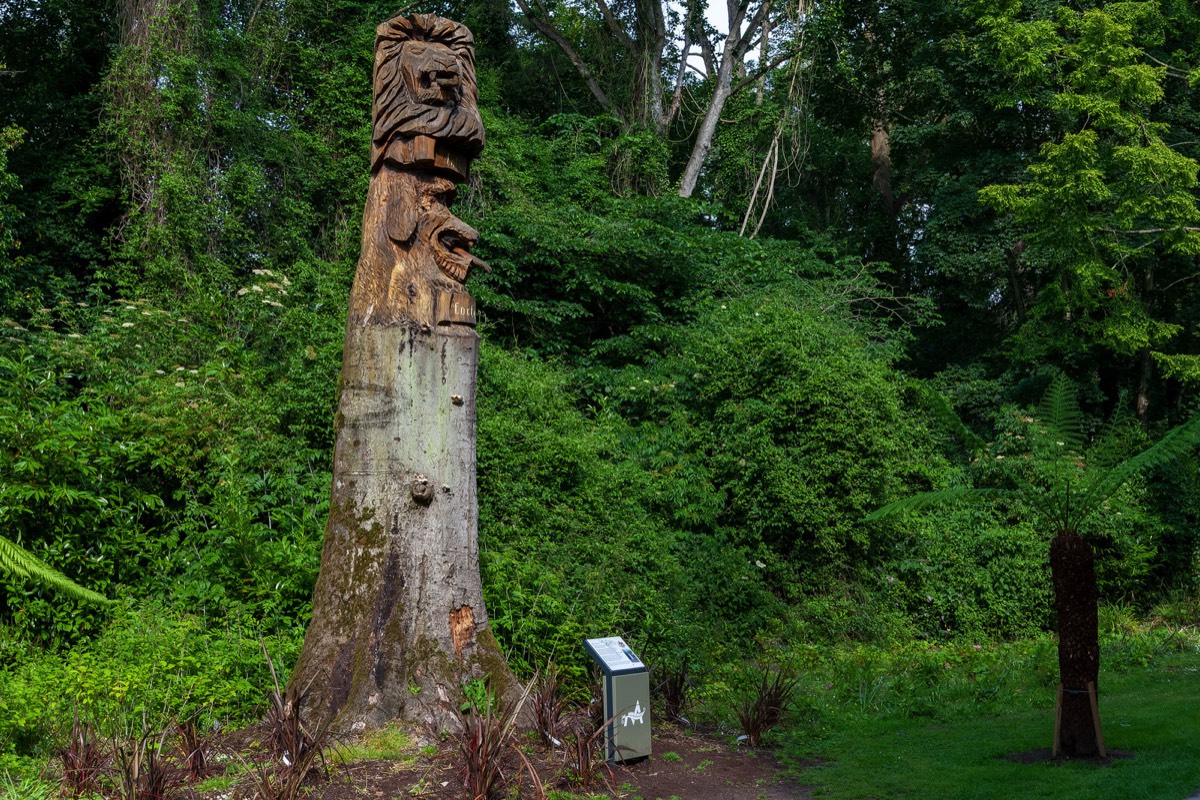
left=371, top=14, right=484, bottom=173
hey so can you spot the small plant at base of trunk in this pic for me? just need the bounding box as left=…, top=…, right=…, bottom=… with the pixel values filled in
left=458, top=706, right=508, bottom=800
left=557, top=723, right=612, bottom=790
left=587, top=672, right=604, bottom=733
left=250, top=645, right=334, bottom=800
left=734, top=663, right=799, bottom=747
left=114, top=727, right=181, bottom=800
left=176, top=718, right=210, bottom=782
left=654, top=658, right=692, bottom=725
left=456, top=678, right=533, bottom=800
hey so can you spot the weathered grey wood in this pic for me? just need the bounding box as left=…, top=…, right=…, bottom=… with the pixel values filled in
left=292, top=323, right=508, bottom=731
left=289, top=13, right=508, bottom=732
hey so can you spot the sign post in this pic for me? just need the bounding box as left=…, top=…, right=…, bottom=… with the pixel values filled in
left=584, top=637, right=651, bottom=763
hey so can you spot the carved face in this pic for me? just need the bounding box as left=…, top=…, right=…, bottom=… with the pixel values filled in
left=429, top=210, right=486, bottom=283
left=398, top=42, right=461, bottom=109
left=372, top=14, right=484, bottom=161
left=386, top=175, right=489, bottom=284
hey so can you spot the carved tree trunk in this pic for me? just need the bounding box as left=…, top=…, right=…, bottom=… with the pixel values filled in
left=1050, top=531, right=1101, bottom=757
left=288, top=14, right=511, bottom=733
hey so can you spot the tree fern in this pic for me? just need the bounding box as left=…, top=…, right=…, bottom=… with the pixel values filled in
left=0, top=534, right=110, bottom=605
left=869, top=376, right=1200, bottom=759
left=863, top=486, right=1007, bottom=523
left=1077, top=413, right=1200, bottom=523
left=910, top=380, right=986, bottom=456
left=869, top=376, right=1200, bottom=540
left=1036, top=374, right=1087, bottom=457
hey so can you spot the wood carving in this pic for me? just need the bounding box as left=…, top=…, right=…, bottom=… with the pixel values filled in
left=350, top=171, right=488, bottom=327
left=371, top=14, right=484, bottom=179
left=351, top=13, right=489, bottom=329
left=289, top=14, right=510, bottom=733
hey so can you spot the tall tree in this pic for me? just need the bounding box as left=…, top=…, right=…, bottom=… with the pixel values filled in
left=0, top=0, right=120, bottom=314
left=978, top=1, right=1200, bottom=420
left=511, top=0, right=796, bottom=197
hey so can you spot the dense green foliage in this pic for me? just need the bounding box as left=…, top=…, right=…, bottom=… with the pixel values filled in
left=2, top=0, right=1199, bottom=776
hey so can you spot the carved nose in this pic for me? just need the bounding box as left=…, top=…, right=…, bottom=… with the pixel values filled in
left=441, top=217, right=479, bottom=245
left=434, top=70, right=459, bottom=88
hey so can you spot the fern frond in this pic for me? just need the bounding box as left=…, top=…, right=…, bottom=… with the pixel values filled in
left=1036, top=374, right=1086, bottom=455
left=911, top=381, right=986, bottom=456
left=0, top=535, right=111, bottom=605
left=864, top=487, right=1010, bottom=523
left=1078, top=412, right=1200, bottom=522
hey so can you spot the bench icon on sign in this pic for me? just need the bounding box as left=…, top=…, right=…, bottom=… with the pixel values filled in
left=620, top=701, right=646, bottom=726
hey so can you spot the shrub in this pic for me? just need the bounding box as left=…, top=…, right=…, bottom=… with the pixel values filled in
left=0, top=603, right=301, bottom=765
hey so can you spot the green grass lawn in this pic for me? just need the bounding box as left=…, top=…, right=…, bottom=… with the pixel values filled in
left=787, top=653, right=1200, bottom=800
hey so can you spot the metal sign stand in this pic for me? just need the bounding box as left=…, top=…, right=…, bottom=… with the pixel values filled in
left=584, top=637, right=652, bottom=764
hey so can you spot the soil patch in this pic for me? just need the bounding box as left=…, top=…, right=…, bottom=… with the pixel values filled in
left=610, top=728, right=811, bottom=800
left=190, top=721, right=811, bottom=800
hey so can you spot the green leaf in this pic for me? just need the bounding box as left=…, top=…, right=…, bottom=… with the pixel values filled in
left=1035, top=374, right=1086, bottom=456
left=910, top=381, right=986, bottom=456
left=864, top=487, right=1009, bottom=523
left=0, top=534, right=111, bottom=605
left=1078, top=413, right=1200, bottom=519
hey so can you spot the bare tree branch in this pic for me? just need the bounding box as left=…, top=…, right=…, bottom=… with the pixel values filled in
left=1160, top=272, right=1200, bottom=292
left=694, top=17, right=717, bottom=76
left=594, top=0, right=634, bottom=51
left=514, top=0, right=626, bottom=123
left=666, top=4, right=696, bottom=127
left=740, top=133, right=779, bottom=237
left=1124, top=227, right=1200, bottom=234
left=740, top=1, right=775, bottom=49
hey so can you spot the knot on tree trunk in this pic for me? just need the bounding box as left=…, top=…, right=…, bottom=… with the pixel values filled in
left=410, top=474, right=434, bottom=504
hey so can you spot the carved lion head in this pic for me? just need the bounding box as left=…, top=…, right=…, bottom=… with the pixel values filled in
left=371, top=14, right=484, bottom=171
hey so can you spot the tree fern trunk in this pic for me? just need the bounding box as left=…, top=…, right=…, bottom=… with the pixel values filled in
left=1050, top=531, right=1100, bottom=757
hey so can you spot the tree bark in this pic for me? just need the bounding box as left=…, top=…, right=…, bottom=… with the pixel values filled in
left=289, top=318, right=513, bottom=733
left=1136, top=263, right=1155, bottom=424
left=870, top=119, right=898, bottom=218
left=678, top=77, right=731, bottom=198
left=1050, top=531, right=1101, bottom=757
left=677, top=0, right=782, bottom=198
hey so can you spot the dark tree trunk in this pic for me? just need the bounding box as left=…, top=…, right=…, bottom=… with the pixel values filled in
left=1049, top=531, right=1100, bottom=757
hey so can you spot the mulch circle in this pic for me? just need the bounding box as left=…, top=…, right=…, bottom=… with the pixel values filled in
left=1003, top=747, right=1135, bottom=765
